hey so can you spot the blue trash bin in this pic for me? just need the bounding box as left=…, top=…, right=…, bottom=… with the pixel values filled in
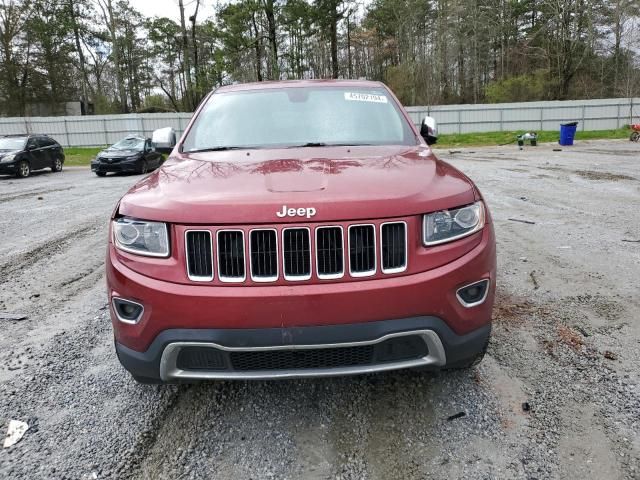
left=559, top=122, right=578, bottom=146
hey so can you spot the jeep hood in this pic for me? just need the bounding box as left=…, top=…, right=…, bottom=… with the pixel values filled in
left=117, top=145, right=476, bottom=224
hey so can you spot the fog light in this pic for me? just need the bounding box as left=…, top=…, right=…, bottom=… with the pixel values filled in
left=456, top=279, right=490, bottom=307
left=112, top=297, right=144, bottom=324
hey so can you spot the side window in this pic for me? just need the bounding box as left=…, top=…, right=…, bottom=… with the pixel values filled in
left=35, top=137, right=48, bottom=148
left=26, top=138, right=37, bottom=150
left=145, top=139, right=151, bottom=151
left=42, top=137, right=56, bottom=147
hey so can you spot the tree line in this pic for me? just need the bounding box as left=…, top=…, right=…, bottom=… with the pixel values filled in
left=0, top=0, right=639, bottom=116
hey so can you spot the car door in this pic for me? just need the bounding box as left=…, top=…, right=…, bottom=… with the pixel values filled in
left=41, top=136, right=58, bottom=164
left=25, top=137, right=45, bottom=170
left=38, top=136, right=55, bottom=168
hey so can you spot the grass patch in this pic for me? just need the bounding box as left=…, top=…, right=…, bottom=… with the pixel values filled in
left=64, top=146, right=104, bottom=166
left=61, top=128, right=631, bottom=165
left=435, top=127, right=629, bottom=149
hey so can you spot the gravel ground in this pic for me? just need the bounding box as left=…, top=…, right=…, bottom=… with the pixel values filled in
left=0, top=141, right=638, bottom=479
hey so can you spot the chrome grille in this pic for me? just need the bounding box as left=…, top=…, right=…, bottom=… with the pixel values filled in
left=184, top=220, right=408, bottom=283
left=316, top=226, right=344, bottom=278
left=349, top=225, right=376, bottom=276
left=283, top=228, right=311, bottom=280
left=381, top=222, right=407, bottom=273
left=250, top=229, right=278, bottom=281
left=217, top=230, right=245, bottom=281
left=185, top=230, right=213, bottom=281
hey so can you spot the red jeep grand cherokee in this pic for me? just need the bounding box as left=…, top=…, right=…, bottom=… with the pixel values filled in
left=107, top=80, right=496, bottom=383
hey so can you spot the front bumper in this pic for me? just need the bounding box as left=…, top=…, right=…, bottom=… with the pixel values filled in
left=91, top=159, right=139, bottom=173
left=0, top=161, right=18, bottom=174
left=116, top=317, right=491, bottom=382
left=108, top=224, right=495, bottom=380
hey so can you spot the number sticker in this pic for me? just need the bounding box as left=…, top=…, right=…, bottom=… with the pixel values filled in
left=344, top=92, right=388, bottom=103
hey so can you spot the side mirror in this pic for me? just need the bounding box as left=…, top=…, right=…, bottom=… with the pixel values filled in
left=420, top=116, right=438, bottom=145
left=151, top=127, right=176, bottom=154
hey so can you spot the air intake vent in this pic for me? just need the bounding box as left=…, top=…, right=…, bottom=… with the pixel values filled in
left=283, top=228, right=311, bottom=280
left=185, top=230, right=213, bottom=281
left=250, top=229, right=278, bottom=281
left=230, top=346, right=374, bottom=371
left=177, top=347, right=226, bottom=370
left=381, top=222, right=407, bottom=273
left=217, top=230, right=245, bottom=281
left=349, top=225, right=376, bottom=276
left=316, top=227, right=344, bottom=278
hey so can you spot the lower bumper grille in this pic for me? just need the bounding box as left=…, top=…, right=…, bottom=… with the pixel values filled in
left=230, top=346, right=374, bottom=371
left=172, top=335, right=429, bottom=373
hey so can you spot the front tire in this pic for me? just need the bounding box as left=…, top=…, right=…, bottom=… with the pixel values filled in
left=16, top=160, right=30, bottom=178
left=51, top=157, right=63, bottom=172
left=631, top=132, right=640, bottom=142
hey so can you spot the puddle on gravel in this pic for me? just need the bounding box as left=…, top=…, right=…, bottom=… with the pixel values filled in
left=537, top=166, right=637, bottom=181
left=574, top=170, right=636, bottom=181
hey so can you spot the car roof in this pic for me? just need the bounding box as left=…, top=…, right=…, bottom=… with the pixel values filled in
left=215, top=79, right=385, bottom=93
left=2, top=134, right=55, bottom=139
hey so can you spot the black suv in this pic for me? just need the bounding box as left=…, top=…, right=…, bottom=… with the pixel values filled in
left=0, top=134, right=65, bottom=178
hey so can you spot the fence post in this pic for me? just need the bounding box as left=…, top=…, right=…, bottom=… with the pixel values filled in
left=581, top=105, right=585, bottom=131
left=499, top=109, right=503, bottom=131
left=457, top=109, right=462, bottom=134
left=617, top=103, right=621, bottom=128
left=64, top=118, right=70, bottom=147
left=140, top=116, right=146, bottom=137
left=539, top=108, right=543, bottom=131
left=103, top=118, right=108, bottom=146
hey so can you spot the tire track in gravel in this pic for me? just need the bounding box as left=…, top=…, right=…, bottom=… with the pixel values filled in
left=0, top=221, right=101, bottom=284
left=0, top=186, right=72, bottom=204
left=362, top=376, right=425, bottom=480
left=326, top=378, right=373, bottom=479
left=0, top=279, right=188, bottom=479
left=488, top=290, right=640, bottom=479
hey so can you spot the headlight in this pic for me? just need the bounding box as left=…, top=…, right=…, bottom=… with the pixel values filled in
left=423, top=201, right=485, bottom=246
left=0, top=154, right=16, bottom=163
left=112, top=217, right=169, bottom=257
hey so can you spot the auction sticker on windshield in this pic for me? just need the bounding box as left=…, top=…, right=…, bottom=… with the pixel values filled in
left=344, top=92, right=388, bottom=103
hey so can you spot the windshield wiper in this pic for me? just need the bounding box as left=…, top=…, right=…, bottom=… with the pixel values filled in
left=287, top=142, right=372, bottom=148
left=185, top=146, right=253, bottom=153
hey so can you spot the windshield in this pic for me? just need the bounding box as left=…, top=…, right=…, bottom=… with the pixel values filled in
left=0, top=137, right=27, bottom=150
left=182, top=86, right=417, bottom=152
left=111, top=137, right=145, bottom=151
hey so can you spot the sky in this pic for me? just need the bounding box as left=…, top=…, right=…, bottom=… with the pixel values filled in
left=129, top=0, right=216, bottom=22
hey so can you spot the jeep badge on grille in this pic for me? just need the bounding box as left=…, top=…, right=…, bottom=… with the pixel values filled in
left=276, top=205, right=317, bottom=219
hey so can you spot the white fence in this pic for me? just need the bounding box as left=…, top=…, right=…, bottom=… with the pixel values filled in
left=406, top=97, right=638, bottom=134
left=0, top=97, right=637, bottom=147
left=0, top=113, right=193, bottom=147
